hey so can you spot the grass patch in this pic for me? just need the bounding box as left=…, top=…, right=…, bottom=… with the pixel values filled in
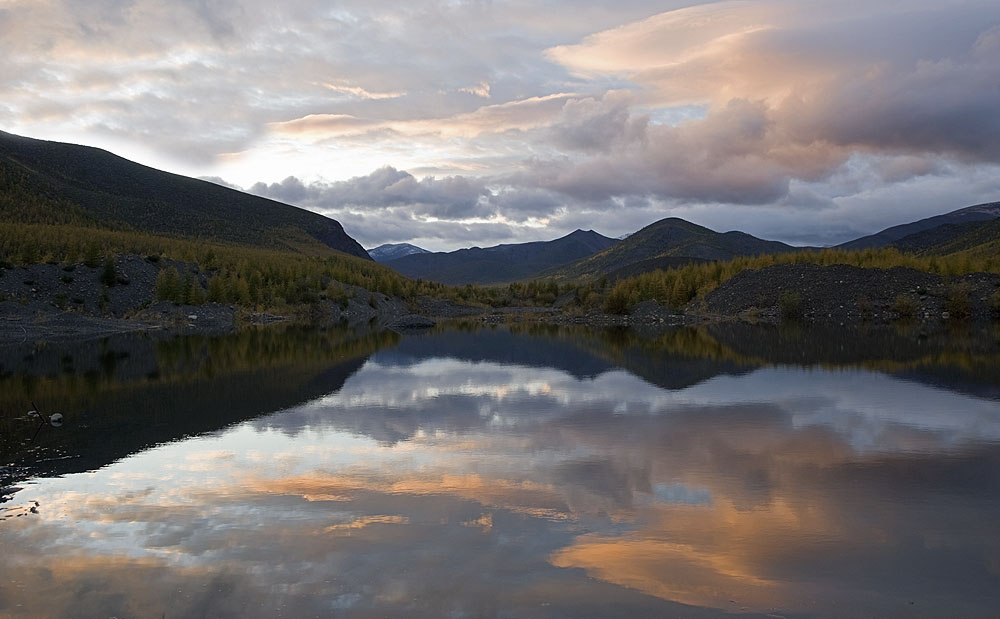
left=945, top=282, right=972, bottom=319
left=778, top=291, right=803, bottom=322
left=892, top=294, right=919, bottom=319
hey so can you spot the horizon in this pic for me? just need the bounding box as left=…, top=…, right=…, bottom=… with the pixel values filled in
left=3, top=1, right=999, bottom=252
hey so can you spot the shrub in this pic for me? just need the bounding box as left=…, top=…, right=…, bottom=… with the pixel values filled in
left=155, top=267, right=182, bottom=303
left=945, top=282, right=972, bottom=319
left=181, top=271, right=204, bottom=305
left=778, top=291, right=803, bottom=321
left=18, top=243, right=40, bottom=265
left=83, top=242, right=102, bottom=268
left=892, top=294, right=918, bottom=319
left=100, top=257, right=117, bottom=287
left=604, top=287, right=631, bottom=315
left=206, top=274, right=227, bottom=303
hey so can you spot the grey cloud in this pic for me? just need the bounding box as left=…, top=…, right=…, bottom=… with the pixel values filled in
left=0, top=0, right=585, bottom=163
left=245, top=167, right=587, bottom=248
left=249, top=167, right=491, bottom=218
left=516, top=98, right=818, bottom=206
left=4, top=0, right=1000, bottom=248
left=198, top=175, right=243, bottom=190
left=342, top=214, right=519, bottom=250
left=249, top=175, right=312, bottom=204
left=547, top=91, right=647, bottom=153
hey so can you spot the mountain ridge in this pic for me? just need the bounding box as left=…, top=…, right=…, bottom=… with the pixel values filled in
left=0, top=130, right=371, bottom=259
left=890, top=217, right=1000, bottom=258
left=384, top=229, right=616, bottom=285
left=546, top=217, right=798, bottom=281
left=837, top=202, right=1000, bottom=251
left=368, top=243, right=430, bottom=262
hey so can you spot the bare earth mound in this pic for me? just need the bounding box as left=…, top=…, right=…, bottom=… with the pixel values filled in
left=701, top=263, right=1000, bottom=323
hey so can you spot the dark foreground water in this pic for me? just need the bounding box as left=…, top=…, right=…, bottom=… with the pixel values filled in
left=1, top=323, right=999, bottom=618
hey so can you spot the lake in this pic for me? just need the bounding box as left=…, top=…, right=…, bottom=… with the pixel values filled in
left=2, top=322, right=999, bottom=618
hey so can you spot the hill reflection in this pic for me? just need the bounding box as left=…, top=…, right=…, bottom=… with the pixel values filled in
left=1, top=323, right=998, bottom=618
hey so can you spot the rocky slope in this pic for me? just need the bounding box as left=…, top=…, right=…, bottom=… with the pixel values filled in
left=700, top=263, right=1000, bottom=324
left=0, top=254, right=421, bottom=342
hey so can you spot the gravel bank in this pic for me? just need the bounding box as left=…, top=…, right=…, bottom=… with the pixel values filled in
left=701, top=263, right=1000, bottom=324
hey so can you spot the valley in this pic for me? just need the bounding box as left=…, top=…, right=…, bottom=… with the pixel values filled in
left=1, top=130, right=999, bottom=344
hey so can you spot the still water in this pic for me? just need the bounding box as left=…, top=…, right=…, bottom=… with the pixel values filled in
left=1, top=323, right=999, bottom=618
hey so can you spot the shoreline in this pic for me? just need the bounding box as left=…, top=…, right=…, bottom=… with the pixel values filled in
left=3, top=295, right=997, bottom=346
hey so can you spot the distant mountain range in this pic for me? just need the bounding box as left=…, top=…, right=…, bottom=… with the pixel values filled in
left=0, top=130, right=370, bottom=259
left=545, top=218, right=798, bottom=282
left=368, top=243, right=430, bottom=262
left=890, top=216, right=1000, bottom=259
left=837, top=202, right=1000, bottom=251
left=384, top=230, right=616, bottom=285
left=4, top=130, right=997, bottom=287
left=384, top=203, right=1000, bottom=285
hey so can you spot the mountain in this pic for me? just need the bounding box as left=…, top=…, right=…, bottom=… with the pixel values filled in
left=384, top=229, right=616, bottom=285
left=837, top=202, right=1000, bottom=251
left=548, top=217, right=797, bottom=281
left=368, top=243, right=430, bottom=263
left=891, top=217, right=1000, bottom=258
left=603, top=255, right=710, bottom=281
left=0, top=130, right=370, bottom=259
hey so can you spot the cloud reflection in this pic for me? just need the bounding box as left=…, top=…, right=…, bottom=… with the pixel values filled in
left=2, top=333, right=999, bottom=617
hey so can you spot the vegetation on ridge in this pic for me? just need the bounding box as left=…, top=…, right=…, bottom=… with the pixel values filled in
left=598, top=247, right=1000, bottom=314
left=0, top=222, right=446, bottom=309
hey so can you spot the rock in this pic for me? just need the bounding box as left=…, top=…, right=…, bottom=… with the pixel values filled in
left=388, top=314, right=436, bottom=330
left=701, top=263, right=1000, bottom=324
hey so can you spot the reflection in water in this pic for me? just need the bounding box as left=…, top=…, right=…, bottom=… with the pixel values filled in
left=1, top=324, right=999, bottom=618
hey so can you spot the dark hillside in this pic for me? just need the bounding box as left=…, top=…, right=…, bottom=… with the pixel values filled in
left=385, top=229, right=616, bottom=285
left=891, top=217, right=1000, bottom=258
left=0, top=130, right=370, bottom=259
left=549, top=217, right=796, bottom=281
left=838, top=201, right=1000, bottom=250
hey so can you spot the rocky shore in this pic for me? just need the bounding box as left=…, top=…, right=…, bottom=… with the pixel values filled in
left=2, top=259, right=998, bottom=344
left=699, top=263, right=1000, bottom=325
left=0, top=256, right=421, bottom=343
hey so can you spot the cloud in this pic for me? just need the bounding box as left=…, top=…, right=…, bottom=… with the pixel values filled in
left=3, top=0, right=1000, bottom=247
left=246, top=167, right=575, bottom=248
left=5, top=326, right=1000, bottom=617
left=250, top=167, right=491, bottom=217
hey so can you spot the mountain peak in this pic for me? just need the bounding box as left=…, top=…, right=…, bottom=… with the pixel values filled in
left=368, top=243, right=430, bottom=263
left=547, top=216, right=795, bottom=281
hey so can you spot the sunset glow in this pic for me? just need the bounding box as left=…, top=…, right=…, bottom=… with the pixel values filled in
left=2, top=0, right=999, bottom=249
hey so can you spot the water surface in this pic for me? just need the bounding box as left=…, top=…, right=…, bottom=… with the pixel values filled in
left=2, top=323, right=999, bottom=618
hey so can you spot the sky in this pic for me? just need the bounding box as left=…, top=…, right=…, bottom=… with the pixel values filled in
left=3, top=0, right=1000, bottom=251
